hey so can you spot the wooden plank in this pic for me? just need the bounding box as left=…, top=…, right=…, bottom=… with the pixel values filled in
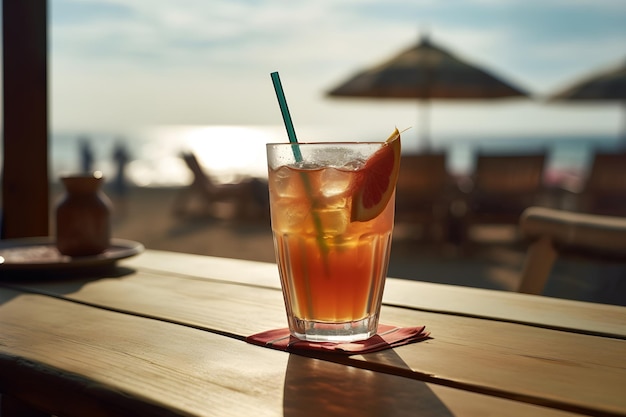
left=122, top=250, right=281, bottom=287
left=2, top=271, right=625, bottom=415
left=1, top=0, right=49, bottom=238
left=0, top=291, right=579, bottom=417
left=376, top=307, right=626, bottom=417
left=122, top=250, right=626, bottom=338
left=383, top=278, right=626, bottom=339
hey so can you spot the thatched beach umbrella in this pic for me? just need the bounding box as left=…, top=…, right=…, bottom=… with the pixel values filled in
left=326, top=35, right=529, bottom=150
left=548, top=58, right=626, bottom=143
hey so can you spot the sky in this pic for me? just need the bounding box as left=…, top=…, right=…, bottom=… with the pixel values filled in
left=36, top=0, right=626, bottom=146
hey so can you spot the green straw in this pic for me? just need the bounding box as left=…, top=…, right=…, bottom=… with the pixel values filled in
left=270, top=71, right=329, bottom=281
left=270, top=72, right=303, bottom=162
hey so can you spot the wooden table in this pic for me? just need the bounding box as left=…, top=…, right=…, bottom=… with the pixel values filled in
left=1, top=250, right=625, bottom=417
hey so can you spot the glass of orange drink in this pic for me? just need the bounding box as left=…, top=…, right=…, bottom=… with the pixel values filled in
left=266, top=130, right=401, bottom=342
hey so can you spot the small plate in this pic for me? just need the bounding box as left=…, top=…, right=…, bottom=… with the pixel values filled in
left=0, top=237, right=144, bottom=271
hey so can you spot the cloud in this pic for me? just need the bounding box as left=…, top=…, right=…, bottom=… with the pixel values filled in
left=52, top=0, right=137, bottom=24
left=48, top=0, right=626, bottom=134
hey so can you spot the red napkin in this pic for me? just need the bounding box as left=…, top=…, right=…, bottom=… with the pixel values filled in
left=246, top=324, right=430, bottom=354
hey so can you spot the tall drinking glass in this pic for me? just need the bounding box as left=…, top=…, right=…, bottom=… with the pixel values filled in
left=266, top=141, right=398, bottom=342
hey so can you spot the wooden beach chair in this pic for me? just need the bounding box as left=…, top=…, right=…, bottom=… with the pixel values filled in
left=172, top=152, right=268, bottom=220
left=459, top=152, right=547, bottom=244
left=517, top=206, right=626, bottom=295
left=394, top=153, right=455, bottom=242
left=575, top=151, right=626, bottom=216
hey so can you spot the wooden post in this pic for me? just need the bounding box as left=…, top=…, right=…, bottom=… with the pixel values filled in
left=2, top=0, right=50, bottom=238
left=517, top=236, right=557, bottom=295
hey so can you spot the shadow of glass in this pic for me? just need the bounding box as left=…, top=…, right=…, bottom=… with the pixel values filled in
left=283, top=353, right=453, bottom=417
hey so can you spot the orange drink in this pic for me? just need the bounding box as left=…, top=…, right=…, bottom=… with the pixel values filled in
left=266, top=132, right=401, bottom=342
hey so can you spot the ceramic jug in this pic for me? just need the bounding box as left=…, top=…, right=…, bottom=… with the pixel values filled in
left=55, top=173, right=112, bottom=256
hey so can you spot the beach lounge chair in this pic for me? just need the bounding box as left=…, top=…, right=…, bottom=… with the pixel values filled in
left=394, top=153, right=455, bottom=242
left=574, top=151, right=626, bottom=216
left=173, top=152, right=268, bottom=220
left=459, top=152, right=547, bottom=243
left=517, top=206, right=626, bottom=295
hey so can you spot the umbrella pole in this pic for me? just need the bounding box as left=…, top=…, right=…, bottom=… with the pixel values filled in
left=419, top=98, right=430, bottom=151
left=622, top=101, right=626, bottom=149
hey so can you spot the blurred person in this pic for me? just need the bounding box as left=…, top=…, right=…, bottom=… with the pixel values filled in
left=79, top=137, right=95, bottom=173
left=111, top=139, right=131, bottom=197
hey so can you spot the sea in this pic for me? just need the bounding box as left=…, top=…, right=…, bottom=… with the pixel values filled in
left=21, top=125, right=626, bottom=188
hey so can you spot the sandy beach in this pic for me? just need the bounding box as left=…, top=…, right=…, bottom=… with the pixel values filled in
left=88, top=185, right=626, bottom=307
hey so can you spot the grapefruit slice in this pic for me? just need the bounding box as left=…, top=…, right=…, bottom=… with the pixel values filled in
left=350, top=128, right=401, bottom=222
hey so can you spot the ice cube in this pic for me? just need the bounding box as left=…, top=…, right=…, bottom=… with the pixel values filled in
left=319, top=167, right=351, bottom=197
left=316, top=207, right=350, bottom=237
left=271, top=200, right=312, bottom=232
left=272, top=166, right=298, bottom=198
left=341, top=158, right=366, bottom=171
left=294, top=161, right=323, bottom=170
